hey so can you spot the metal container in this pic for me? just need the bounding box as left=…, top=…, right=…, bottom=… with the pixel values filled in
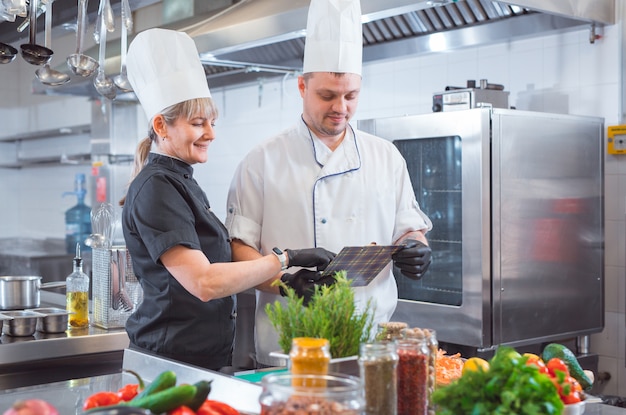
left=0, top=276, right=66, bottom=310
left=2, top=310, right=44, bottom=336
left=32, top=307, right=71, bottom=333
left=92, top=246, right=142, bottom=329
left=0, top=313, right=11, bottom=333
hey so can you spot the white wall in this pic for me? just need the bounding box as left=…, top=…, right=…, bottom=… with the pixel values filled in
left=0, top=20, right=624, bottom=396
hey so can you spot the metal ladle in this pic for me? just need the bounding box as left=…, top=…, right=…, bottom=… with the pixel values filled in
left=93, top=0, right=116, bottom=100
left=0, top=42, right=17, bottom=64
left=35, top=0, right=69, bottom=86
left=20, top=0, right=53, bottom=65
left=113, top=0, right=132, bottom=92
left=66, top=0, right=98, bottom=77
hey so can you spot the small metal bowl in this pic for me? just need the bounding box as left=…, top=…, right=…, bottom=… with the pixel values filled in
left=32, top=307, right=70, bottom=333
left=1, top=310, right=44, bottom=336
left=0, top=313, right=12, bottom=332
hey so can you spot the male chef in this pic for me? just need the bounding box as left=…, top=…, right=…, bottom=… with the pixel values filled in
left=226, top=0, right=433, bottom=367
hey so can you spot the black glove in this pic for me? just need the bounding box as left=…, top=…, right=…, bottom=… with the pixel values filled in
left=392, top=239, right=432, bottom=280
left=280, top=269, right=337, bottom=305
left=285, top=248, right=336, bottom=271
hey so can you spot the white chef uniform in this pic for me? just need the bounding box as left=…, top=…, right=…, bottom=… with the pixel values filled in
left=226, top=120, right=432, bottom=365
left=226, top=0, right=431, bottom=366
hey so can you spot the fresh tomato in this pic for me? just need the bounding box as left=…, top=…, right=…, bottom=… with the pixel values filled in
left=169, top=405, right=196, bottom=415
left=524, top=355, right=549, bottom=375
left=197, top=399, right=240, bottom=415
left=562, top=390, right=583, bottom=404
left=117, top=383, right=140, bottom=401
left=546, top=358, right=570, bottom=377
left=82, top=391, right=122, bottom=410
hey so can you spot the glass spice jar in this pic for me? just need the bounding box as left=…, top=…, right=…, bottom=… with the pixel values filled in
left=396, top=337, right=430, bottom=415
left=289, top=337, right=331, bottom=387
left=402, top=328, right=438, bottom=415
left=359, top=342, right=398, bottom=415
left=376, top=321, right=408, bottom=341
left=259, top=373, right=364, bottom=415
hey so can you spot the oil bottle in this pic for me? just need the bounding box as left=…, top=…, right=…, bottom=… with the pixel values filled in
left=66, top=243, right=90, bottom=328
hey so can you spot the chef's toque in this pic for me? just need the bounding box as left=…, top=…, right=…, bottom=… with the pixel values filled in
left=126, top=28, right=211, bottom=121
left=302, top=0, right=362, bottom=76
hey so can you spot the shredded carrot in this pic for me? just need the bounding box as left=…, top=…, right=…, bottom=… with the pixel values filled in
left=436, top=349, right=464, bottom=386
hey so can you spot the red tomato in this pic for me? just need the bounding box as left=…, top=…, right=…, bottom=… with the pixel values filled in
left=117, top=383, right=140, bottom=401
left=525, top=356, right=549, bottom=375
left=562, top=390, right=582, bottom=404
left=566, top=376, right=583, bottom=392
left=546, top=358, right=570, bottom=377
left=197, top=400, right=240, bottom=415
left=82, top=391, right=122, bottom=410
left=169, top=405, right=197, bottom=415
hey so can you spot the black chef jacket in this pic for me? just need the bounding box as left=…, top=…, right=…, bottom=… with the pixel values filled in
left=122, top=153, right=235, bottom=370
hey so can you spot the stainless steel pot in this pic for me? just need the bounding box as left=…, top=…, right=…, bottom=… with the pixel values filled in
left=0, top=276, right=66, bottom=310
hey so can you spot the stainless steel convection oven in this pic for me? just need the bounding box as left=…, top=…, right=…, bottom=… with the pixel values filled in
left=358, top=108, right=604, bottom=352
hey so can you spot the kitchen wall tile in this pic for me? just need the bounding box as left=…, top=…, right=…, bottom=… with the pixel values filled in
left=591, top=311, right=621, bottom=358
left=543, top=42, right=580, bottom=90
left=605, top=265, right=622, bottom=313
left=619, top=358, right=626, bottom=399
left=542, top=29, right=581, bottom=48
left=596, top=355, right=619, bottom=396
left=605, top=220, right=626, bottom=268
left=605, top=174, right=625, bottom=221
left=576, top=83, right=620, bottom=120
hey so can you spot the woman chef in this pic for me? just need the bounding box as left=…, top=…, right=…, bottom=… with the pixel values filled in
left=120, top=28, right=334, bottom=371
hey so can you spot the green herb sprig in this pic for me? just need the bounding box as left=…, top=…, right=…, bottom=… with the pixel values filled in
left=265, top=271, right=375, bottom=358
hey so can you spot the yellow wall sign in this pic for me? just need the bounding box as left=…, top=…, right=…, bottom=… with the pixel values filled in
left=608, top=125, right=626, bottom=154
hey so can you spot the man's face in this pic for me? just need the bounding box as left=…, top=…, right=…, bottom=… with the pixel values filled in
left=299, top=72, right=361, bottom=141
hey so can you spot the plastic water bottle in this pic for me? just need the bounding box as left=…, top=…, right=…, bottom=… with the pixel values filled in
left=63, top=173, right=92, bottom=254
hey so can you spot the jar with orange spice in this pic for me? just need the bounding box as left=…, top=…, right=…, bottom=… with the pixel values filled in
left=289, top=337, right=331, bottom=387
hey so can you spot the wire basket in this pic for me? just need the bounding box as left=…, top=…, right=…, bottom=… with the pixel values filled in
left=92, top=246, right=142, bottom=329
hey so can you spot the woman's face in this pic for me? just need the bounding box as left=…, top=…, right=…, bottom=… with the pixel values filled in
left=160, top=114, right=216, bottom=164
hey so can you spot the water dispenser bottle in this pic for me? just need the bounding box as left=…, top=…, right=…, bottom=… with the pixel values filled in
left=63, top=173, right=92, bottom=254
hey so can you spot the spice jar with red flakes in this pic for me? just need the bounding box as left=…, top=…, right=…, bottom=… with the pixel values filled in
left=258, top=373, right=364, bottom=415
left=396, top=337, right=430, bottom=415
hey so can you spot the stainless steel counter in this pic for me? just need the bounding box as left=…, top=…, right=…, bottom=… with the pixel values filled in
left=0, top=348, right=262, bottom=414
left=0, top=291, right=129, bottom=389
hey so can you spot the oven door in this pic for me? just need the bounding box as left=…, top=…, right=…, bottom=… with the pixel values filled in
left=358, top=108, right=492, bottom=348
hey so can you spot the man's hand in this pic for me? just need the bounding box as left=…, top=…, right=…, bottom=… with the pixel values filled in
left=286, top=248, right=335, bottom=271
left=280, top=269, right=337, bottom=305
left=392, top=239, right=432, bottom=280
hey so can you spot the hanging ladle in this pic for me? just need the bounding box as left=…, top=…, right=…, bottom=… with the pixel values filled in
left=20, top=0, right=53, bottom=65
left=35, top=0, right=69, bottom=85
left=66, top=0, right=98, bottom=77
left=113, top=0, right=132, bottom=92
left=0, top=42, right=17, bottom=64
left=93, top=0, right=116, bottom=100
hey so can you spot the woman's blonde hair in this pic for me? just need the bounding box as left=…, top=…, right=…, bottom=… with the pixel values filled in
left=119, top=97, right=218, bottom=206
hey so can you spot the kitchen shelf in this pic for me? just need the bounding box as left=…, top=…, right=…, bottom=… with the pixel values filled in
left=0, top=124, right=91, bottom=143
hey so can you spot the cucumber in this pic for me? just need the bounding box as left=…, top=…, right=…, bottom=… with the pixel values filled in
left=128, top=384, right=197, bottom=413
left=186, top=380, right=213, bottom=411
left=542, top=343, right=593, bottom=390
left=130, top=370, right=177, bottom=402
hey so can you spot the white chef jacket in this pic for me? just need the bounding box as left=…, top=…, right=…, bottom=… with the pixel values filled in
left=226, top=118, right=432, bottom=366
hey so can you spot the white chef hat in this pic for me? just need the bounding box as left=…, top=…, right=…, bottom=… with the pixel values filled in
left=126, top=28, right=211, bottom=121
left=303, top=0, right=362, bottom=76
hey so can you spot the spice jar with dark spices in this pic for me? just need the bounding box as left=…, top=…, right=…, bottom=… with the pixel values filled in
left=396, top=337, right=430, bottom=415
left=359, top=342, right=398, bottom=415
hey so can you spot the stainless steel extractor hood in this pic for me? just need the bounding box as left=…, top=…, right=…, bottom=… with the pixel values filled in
left=18, top=0, right=614, bottom=97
